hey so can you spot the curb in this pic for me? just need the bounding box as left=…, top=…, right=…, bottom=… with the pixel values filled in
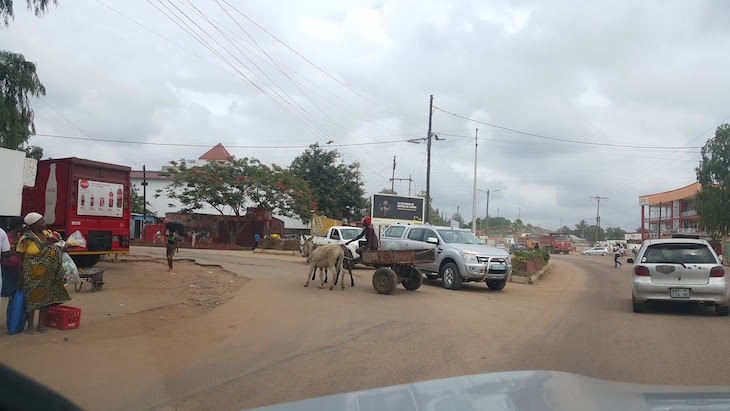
left=510, top=262, right=552, bottom=285
left=253, top=249, right=299, bottom=256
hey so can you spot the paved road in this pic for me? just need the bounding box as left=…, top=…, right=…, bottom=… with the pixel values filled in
left=123, top=248, right=730, bottom=409
left=499, top=253, right=730, bottom=386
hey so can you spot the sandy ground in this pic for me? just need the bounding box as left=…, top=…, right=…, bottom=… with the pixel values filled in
left=3, top=250, right=730, bottom=410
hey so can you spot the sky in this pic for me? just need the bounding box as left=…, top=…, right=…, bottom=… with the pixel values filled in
left=2, top=0, right=729, bottom=232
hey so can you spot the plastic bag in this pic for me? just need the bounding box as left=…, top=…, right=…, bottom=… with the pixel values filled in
left=62, top=252, right=81, bottom=285
left=66, top=230, right=87, bottom=248
left=7, top=289, right=25, bottom=335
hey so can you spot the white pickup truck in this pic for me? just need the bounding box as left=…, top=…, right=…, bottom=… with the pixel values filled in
left=312, top=226, right=365, bottom=268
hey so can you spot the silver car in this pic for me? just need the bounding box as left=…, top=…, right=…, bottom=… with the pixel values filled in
left=582, top=247, right=609, bottom=256
left=629, top=239, right=729, bottom=315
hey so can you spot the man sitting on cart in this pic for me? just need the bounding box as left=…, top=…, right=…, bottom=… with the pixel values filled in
left=346, top=217, right=379, bottom=254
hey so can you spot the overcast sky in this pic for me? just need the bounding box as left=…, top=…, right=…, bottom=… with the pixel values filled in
left=3, top=0, right=729, bottom=231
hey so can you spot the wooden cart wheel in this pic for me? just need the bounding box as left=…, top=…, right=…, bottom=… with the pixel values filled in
left=372, top=267, right=397, bottom=295
left=74, top=281, right=83, bottom=292
left=401, top=267, right=424, bottom=291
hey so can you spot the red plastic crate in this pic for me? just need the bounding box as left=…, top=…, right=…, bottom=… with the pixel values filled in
left=45, top=305, right=81, bottom=330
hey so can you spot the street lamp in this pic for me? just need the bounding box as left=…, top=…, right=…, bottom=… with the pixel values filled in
left=477, top=189, right=500, bottom=238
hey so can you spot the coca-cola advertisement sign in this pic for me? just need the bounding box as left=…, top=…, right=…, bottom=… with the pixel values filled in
left=77, top=179, right=124, bottom=217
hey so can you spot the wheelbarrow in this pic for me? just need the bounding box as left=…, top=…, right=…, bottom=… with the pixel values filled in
left=74, top=267, right=106, bottom=292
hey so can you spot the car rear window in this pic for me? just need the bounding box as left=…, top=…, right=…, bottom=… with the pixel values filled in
left=643, top=244, right=717, bottom=264
left=383, top=226, right=405, bottom=238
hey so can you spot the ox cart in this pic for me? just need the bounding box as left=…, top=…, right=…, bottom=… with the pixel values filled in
left=360, top=249, right=435, bottom=295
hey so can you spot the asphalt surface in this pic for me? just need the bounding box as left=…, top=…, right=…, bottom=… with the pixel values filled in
left=122, top=248, right=730, bottom=410
left=500, top=253, right=730, bottom=386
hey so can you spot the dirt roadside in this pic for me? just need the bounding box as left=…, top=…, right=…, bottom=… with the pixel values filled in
left=0, top=253, right=587, bottom=411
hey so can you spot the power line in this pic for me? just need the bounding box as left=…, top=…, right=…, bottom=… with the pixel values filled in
left=433, top=106, right=705, bottom=150
left=33, top=133, right=415, bottom=149
left=217, top=0, right=426, bottom=133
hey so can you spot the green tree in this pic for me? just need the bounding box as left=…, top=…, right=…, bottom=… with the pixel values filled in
left=159, top=158, right=315, bottom=244
left=585, top=225, right=606, bottom=243
left=696, top=124, right=730, bottom=261
left=289, top=144, right=365, bottom=220
left=1, top=0, right=56, bottom=25
left=605, top=226, right=626, bottom=240
left=575, top=219, right=588, bottom=239
left=131, top=184, right=152, bottom=215
left=415, top=191, right=445, bottom=225
left=0, top=50, right=45, bottom=159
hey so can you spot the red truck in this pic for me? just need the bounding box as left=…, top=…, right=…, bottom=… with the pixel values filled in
left=539, top=233, right=572, bottom=254
left=22, top=158, right=131, bottom=266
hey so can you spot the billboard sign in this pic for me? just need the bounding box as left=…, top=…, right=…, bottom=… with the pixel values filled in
left=371, top=194, right=424, bottom=225
left=77, top=179, right=124, bottom=217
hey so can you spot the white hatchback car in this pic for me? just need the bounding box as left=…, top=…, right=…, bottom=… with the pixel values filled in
left=629, top=239, right=729, bottom=316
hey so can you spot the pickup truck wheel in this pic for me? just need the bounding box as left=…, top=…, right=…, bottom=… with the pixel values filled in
left=372, top=268, right=397, bottom=295
left=441, top=262, right=462, bottom=290
left=402, top=268, right=423, bottom=290
left=486, top=279, right=506, bottom=290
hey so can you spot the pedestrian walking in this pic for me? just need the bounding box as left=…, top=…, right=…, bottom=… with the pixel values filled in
left=166, top=231, right=178, bottom=272
left=253, top=233, right=260, bottom=251
left=614, top=247, right=622, bottom=268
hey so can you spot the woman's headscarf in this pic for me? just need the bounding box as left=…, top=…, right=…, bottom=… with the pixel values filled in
left=24, top=212, right=43, bottom=226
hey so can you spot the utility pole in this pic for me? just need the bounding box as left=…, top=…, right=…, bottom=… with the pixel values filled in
left=391, top=156, right=396, bottom=192
left=485, top=189, right=490, bottom=236
left=591, top=196, right=608, bottom=244
left=409, top=174, right=412, bottom=196
left=425, top=94, right=434, bottom=224
left=471, top=129, right=478, bottom=233
left=142, top=165, right=148, bottom=241
left=658, top=202, right=662, bottom=239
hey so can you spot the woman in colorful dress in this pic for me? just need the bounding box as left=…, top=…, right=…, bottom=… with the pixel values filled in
left=16, top=212, right=71, bottom=333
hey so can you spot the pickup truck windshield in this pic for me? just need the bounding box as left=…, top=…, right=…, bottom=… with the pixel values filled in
left=340, top=228, right=363, bottom=240
left=437, top=230, right=485, bottom=245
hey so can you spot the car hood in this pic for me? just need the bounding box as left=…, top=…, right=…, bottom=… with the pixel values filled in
left=248, top=370, right=730, bottom=411
left=449, top=243, right=510, bottom=258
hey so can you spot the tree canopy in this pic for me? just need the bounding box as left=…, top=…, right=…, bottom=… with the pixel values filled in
left=0, top=50, right=45, bottom=159
left=289, top=144, right=365, bottom=221
left=159, top=158, right=315, bottom=243
left=1, top=0, right=56, bottom=25
left=695, top=124, right=730, bottom=238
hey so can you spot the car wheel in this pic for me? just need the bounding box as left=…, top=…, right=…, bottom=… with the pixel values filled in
left=632, top=301, right=645, bottom=313
left=486, top=279, right=506, bottom=290
left=602, top=252, right=607, bottom=256
left=441, top=262, right=462, bottom=290
left=716, top=305, right=730, bottom=316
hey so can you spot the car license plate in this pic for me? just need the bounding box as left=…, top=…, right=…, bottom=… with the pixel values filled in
left=670, top=288, right=690, bottom=298
left=490, top=264, right=505, bottom=271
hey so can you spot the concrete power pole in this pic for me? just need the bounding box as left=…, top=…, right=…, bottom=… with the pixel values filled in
left=591, top=196, right=608, bottom=244
left=425, top=94, right=434, bottom=224
left=471, top=129, right=478, bottom=233
left=391, top=156, right=396, bottom=192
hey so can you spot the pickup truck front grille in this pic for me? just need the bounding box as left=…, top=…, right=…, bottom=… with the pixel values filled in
left=478, top=257, right=508, bottom=273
